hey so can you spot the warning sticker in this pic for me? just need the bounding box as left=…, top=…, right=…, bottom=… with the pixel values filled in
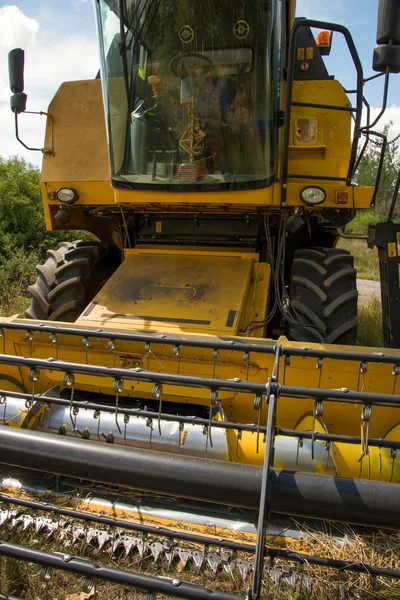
left=297, top=47, right=305, bottom=60
left=306, top=47, right=314, bottom=60
left=156, top=222, right=162, bottom=233
left=388, top=242, right=397, bottom=258
left=300, top=62, right=309, bottom=71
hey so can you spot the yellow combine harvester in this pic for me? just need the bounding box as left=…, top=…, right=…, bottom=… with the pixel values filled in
left=2, top=0, right=400, bottom=597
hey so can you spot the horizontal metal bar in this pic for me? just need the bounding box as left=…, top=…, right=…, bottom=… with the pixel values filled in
left=276, top=428, right=400, bottom=450
left=283, top=345, right=400, bottom=365
left=0, top=493, right=255, bottom=554
left=0, top=541, right=241, bottom=600
left=0, top=427, right=399, bottom=528
left=291, top=101, right=359, bottom=112
left=0, top=320, right=276, bottom=355
left=0, top=389, right=266, bottom=434
left=2, top=493, right=400, bottom=580
left=2, top=321, right=400, bottom=366
left=0, top=354, right=267, bottom=395
left=279, top=384, right=400, bottom=406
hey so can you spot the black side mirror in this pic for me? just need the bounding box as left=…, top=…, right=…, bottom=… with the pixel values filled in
left=8, top=48, right=27, bottom=114
left=377, top=0, right=400, bottom=45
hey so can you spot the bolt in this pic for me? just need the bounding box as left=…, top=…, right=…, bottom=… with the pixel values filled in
left=172, top=579, right=181, bottom=587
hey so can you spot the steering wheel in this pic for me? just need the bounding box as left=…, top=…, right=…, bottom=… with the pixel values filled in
left=170, top=52, right=214, bottom=79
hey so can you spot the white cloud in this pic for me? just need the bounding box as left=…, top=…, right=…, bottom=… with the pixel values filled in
left=0, top=5, right=99, bottom=166
left=368, top=105, right=400, bottom=140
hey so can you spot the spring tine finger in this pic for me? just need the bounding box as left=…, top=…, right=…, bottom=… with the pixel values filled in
left=243, top=352, right=250, bottom=381
left=93, top=409, right=101, bottom=440
left=49, top=332, right=58, bottom=360
left=152, top=383, right=163, bottom=436
left=283, top=355, right=290, bottom=385
left=108, top=339, right=117, bottom=367
left=28, top=367, right=40, bottom=410
left=146, top=417, right=153, bottom=448
left=392, top=364, right=400, bottom=395
left=124, top=414, right=129, bottom=444
left=362, top=405, right=372, bottom=457
left=213, top=349, right=219, bottom=378
left=316, top=357, right=323, bottom=388
left=26, top=330, right=34, bottom=358
left=296, top=437, right=303, bottom=466
left=357, top=361, right=367, bottom=393
left=325, top=441, right=331, bottom=474
left=173, top=345, right=180, bottom=374
left=63, top=372, right=76, bottom=431
left=82, top=336, right=90, bottom=364
left=0, top=396, right=7, bottom=425
left=311, top=400, right=323, bottom=461
left=390, top=449, right=396, bottom=482
left=236, top=429, right=242, bottom=459
left=113, top=378, right=124, bottom=435
left=178, top=422, right=184, bottom=451
left=0, top=328, right=5, bottom=355
left=254, top=394, right=262, bottom=454
left=145, top=342, right=151, bottom=369
left=208, top=390, right=218, bottom=450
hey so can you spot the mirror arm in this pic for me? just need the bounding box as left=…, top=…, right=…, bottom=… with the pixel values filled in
left=14, top=111, right=52, bottom=154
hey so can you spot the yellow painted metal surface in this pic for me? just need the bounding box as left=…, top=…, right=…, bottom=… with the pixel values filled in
left=78, top=247, right=264, bottom=336
left=288, top=80, right=352, bottom=181
left=2, top=314, right=400, bottom=483
left=38, top=75, right=375, bottom=223
left=41, top=80, right=110, bottom=184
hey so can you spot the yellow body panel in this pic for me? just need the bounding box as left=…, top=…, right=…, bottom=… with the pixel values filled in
left=39, top=78, right=374, bottom=227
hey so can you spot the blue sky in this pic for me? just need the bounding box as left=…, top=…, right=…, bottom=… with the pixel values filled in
left=0, top=0, right=399, bottom=164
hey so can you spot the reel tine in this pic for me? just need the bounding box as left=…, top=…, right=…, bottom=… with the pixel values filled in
left=390, top=448, right=397, bottom=482
left=108, top=338, right=117, bottom=367
left=311, top=400, right=323, bottom=461
left=49, top=332, right=59, bottom=359
left=212, top=349, right=219, bottom=378
left=146, top=417, right=154, bottom=448
left=360, top=405, right=372, bottom=464
left=63, top=372, right=76, bottom=431
left=82, top=336, right=91, bottom=364
left=0, top=328, right=5, bottom=355
left=392, top=364, right=400, bottom=394
left=357, top=361, right=368, bottom=393
left=113, top=377, right=124, bottom=435
left=152, top=383, right=163, bottom=436
left=123, top=414, right=130, bottom=444
left=316, top=357, right=323, bottom=388
left=0, top=396, right=7, bottom=425
left=27, top=366, right=40, bottom=410
left=244, top=351, right=250, bottom=381
left=236, top=429, right=242, bottom=459
left=25, top=330, right=34, bottom=358
left=93, top=409, right=101, bottom=440
left=207, top=390, right=218, bottom=450
left=173, top=345, right=181, bottom=374
left=254, top=394, right=262, bottom=454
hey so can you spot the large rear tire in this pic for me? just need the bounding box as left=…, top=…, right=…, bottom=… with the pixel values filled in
left=288, top=247, right=358, bottom=345
left=25, top=240, right=120, bottom=322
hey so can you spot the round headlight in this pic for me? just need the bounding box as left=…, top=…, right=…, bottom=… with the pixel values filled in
left=300, top=186, right=326, bottom=206
left=56, top=187, right=79, bottom=204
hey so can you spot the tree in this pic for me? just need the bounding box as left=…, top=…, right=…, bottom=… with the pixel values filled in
left=356, top=122, right=400, bottom=215
left=0, top=156, right=88, bottom=315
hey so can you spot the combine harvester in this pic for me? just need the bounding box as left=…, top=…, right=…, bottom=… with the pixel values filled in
left=2, top=0, right=400, bottom=597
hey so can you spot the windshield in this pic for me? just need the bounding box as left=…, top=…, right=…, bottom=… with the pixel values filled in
left=96, top=0, right=280, bottom=190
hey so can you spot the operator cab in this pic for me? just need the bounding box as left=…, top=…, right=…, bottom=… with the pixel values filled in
left=96, top=0, right=281, bottom=190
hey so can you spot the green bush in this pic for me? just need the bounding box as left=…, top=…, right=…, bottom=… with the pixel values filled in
left=0, top=156, right=93, bottom=316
